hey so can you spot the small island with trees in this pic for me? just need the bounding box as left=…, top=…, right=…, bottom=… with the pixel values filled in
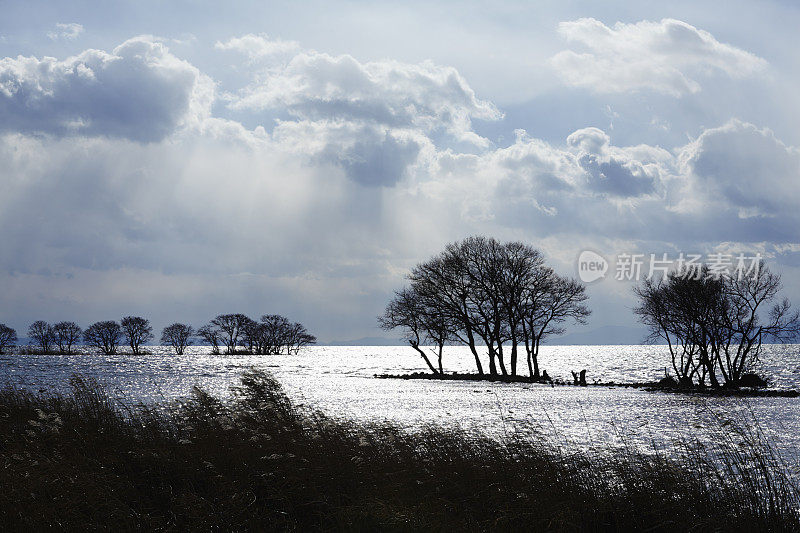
left=377, top=236, right=800, bottom=397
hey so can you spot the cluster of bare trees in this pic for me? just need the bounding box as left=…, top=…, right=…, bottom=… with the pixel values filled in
left=0, top=314, right=316, bottom=357
left=197, top=314, right=317, bottom=355
left=634, top=262, right=800, bottom=388
left=83, top=321, right=124, bottom=355
left=16, top=317, right=154, bottom=355
left=379, top=236, right=590, bottom=378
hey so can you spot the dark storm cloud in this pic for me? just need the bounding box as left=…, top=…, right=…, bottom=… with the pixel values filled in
left=578, top=154, right=656, bottom=197
left=336, top=133, right=422, bottom=187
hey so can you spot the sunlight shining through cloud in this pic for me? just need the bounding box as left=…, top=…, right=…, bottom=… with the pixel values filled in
left=0, top=5, right=797, bottom=341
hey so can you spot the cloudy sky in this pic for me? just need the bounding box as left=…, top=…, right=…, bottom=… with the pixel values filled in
left=1, top=0, right=799, bottom=342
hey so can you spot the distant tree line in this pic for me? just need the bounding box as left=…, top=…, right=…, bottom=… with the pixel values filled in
left=0, top=314, right=315, bottom=356
left=197, top=314, right=317, bottom=355
left=17, top=318, right=150, bottom=356
left=634, top=262, right=800, bottom=388
left=379, top=236, right=590, bottom=378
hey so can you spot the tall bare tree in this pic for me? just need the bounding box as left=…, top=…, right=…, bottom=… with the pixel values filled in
left=241, top=317, right=263, bottom=354
left=408, top=253, right=486, bottom=375
left=259, top=315, right=291, bottom=354
left=53, top=321, right=82, bottom=354
left=28, top=321, right=54, bottom=353
left=633, top=267, right=720, bottom=385
left=161, top=323, right=194, bottom=355
left=521, top=274, right=591, bottom=379
left=458, top=236, right=510, bottom=376
left=718, top=263, right=799, bottom=384
left=634, top=262, right=799, bottom=387
left=198, top=325, right=221, bottom=354
left=84, top=321, right=122, bottom=355
left=121, top=316, right=154, bottom=355
left=498, top=241, right=546, bottom=376
left=382, top=236, right=590, bottom=378
left=379, top=287, right=453, bottom=374
left=0, top=324, right=17, bottom=354
left=209, top=314, right=251, bottom=354
left=286, top=322, right=316, bottom=354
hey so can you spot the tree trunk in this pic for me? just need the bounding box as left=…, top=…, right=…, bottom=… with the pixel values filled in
left=496, top=342, right=508, bottom=376
left=488, top=348, right=498, bottom=375
left=510, top=336, right=518, bottom=376
left=526, top=349, right=534, bottom=378
left=466, top=329, right=484, bottom=375
left=411, top=341, right=439, bottom=375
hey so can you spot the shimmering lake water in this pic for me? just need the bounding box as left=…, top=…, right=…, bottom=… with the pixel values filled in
left=3, top=344, right=800, bottom=467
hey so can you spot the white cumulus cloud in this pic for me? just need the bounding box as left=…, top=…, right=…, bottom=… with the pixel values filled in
left=1, top=36, right=798, bottom=339
left=0, top=36, right=214, bottom=142
left=550, top=18, right=767, bottom=96
left=223, top=38, right=501, bottom=135
left=218, top=35, right=502, bottom=185
left=678, top=119, right=800, bottom=216
left=47, top=22, right=84, bottom=41
left=215, top=33, right=300, bottom=62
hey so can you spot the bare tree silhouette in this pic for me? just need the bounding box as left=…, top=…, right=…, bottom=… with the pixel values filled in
left=209, top=314, right=251, bottom=354
left=28, top=321, right=54, bottom=353
left=238, top=314, right=317, bottom=355
left=120, top=316, right=154, bottom=355
left=634, top=262, right=800, bottom=388
left=161, top=323, right=194, bottom=355
left=197, top=325, right=221, bottom=355
left=379, top=287, right=453, bottom=374
left=382, top=236, right=590, bottom=378
left=521, top=275, right=590, bottom=379
left=53, top=322, right=82, bottom=354
left=285, top=322, right=316, bottom=355
left=0, top=324, right=17, bottom=354
left=84, top=321, right=122, bottom=355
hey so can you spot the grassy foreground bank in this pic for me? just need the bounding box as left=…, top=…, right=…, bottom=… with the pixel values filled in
left=1, top=372, right=799, bottom=531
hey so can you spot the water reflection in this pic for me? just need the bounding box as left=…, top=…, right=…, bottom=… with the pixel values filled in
left=2, top=344, right=800, bottom=466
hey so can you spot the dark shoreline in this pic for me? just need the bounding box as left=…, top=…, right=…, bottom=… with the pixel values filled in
left=375, top=372, right=800, bottom=397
